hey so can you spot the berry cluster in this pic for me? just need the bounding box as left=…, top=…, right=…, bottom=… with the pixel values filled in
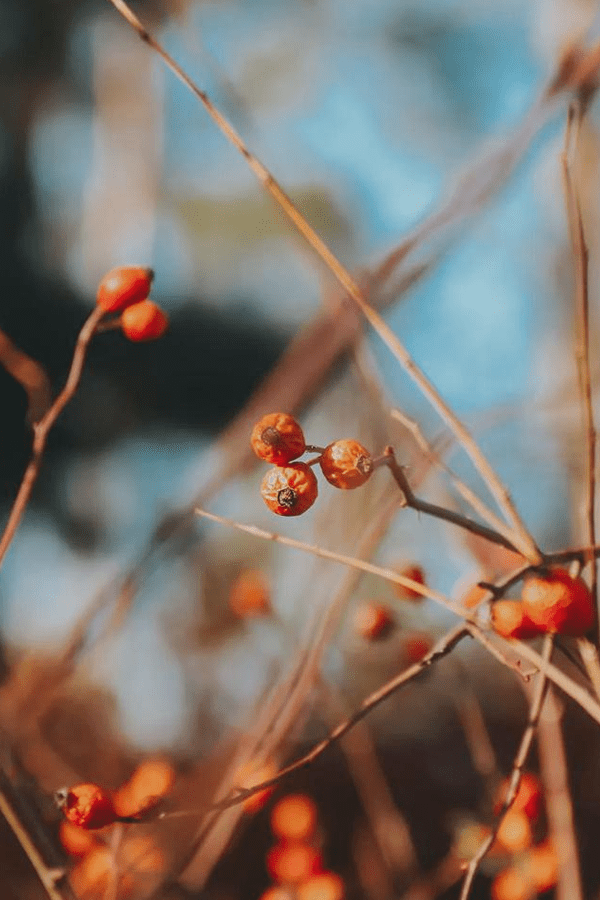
left=492, top=566, right=594, bottom=640
left=260, top=793, right=345, bottom=900
left=96, top=266, right=169, bottom=341
left=251, top=413, right=373, bottom=517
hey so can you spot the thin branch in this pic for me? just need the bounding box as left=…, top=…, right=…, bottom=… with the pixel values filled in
left=459, top=634, right=554, bottom=900
left=381, top=445, right=523, bottom=553
left=389, top=407, right=516, bottom=546
left=106, top=0, right=542, bottom=567
left=208, top=623, right=469, bottom=812
left=0, top=306, right=104, bottom=569
left=195, top=508, right=470, bottom=618
left=562, top=100, right=599, bottom=643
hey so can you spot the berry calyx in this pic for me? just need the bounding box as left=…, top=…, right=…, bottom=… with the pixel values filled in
left=96, top=266, right=154, bottom=313
left=261, top=463, right=318, bottom=516
left=491, top=600, right=542, bottom=640
left=251, top=413, right=306, bottom=466
left=521, top=567, right=594, bottom=636
left=55, top=783, right=117, bottom=830
left=121, top=300, right=169, bottom=342
left=319, top=440, right=372, bottom=489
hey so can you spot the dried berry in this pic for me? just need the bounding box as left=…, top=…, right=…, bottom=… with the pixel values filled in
left=251, top=413, right=306, bottom=465
left=319, top=440, right=372, bottom=489
left=261, top=463, right=318, bottom=516
left=55, top=783, right=117, bottom=830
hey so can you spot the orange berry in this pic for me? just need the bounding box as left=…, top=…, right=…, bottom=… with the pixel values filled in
left=59, top=820, right=99, bottom=857
left=270, top=794, right=318, bottom=842
left=121, top=300, right=169, bottom=342
left=55, top=783, right=117, bottom=830
left=69, top=845, right=112, bottom=897
left=266, top=842, right=322, bottom=884
left=494, top=772, right=542, bottom=822
left=238, top=760, right=277, bottom=814
left=96, top=266, right=154, bottom=313
left=522, top=840, right=559, bottom=893
left=491, top=601, right=542, bottom=640
left=394, top=563, right=426, bottom=600
left=261, top=463, right=318, bottom=516
left=297, top=872, right=345, bottom=900
left=229, top=569, right=271, bottom=618
left=403, top=631, right=433, bottom=663
left=354, top=602, right=395, bottom=641
left=319, top=440, right=373, bottom=489
left=251, top=413, right=306, bottom=465
left=113, top=758, right=175, bottom=819
left=491, top=867, right=534, bottom=900
left=521, top=567, right=594, bottom=636
left=494, top=809, right=532, bottom=854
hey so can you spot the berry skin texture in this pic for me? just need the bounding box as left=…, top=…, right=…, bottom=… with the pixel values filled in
left=55, top=783, right=117, bottom=830
left=261, top=463, right=318, bottom=516
left=319, top=440, right=373, bottom=489
left=251, top=413, right=306, bottom=466
left=96, top=266, right=154, bottom=313
left=491, top=601, right=542, bottom=641
left=121, top=300, right=169, bottom=342
left=521, top=567, right=594, bottom=636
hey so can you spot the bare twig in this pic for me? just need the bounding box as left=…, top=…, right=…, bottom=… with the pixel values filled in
left=0, top=328, right=51, bottom=424
left=459, top=634, right=554, bottom=900
left=0, top=306, right=104, bottom=569
left=210, top=623, right=469, bottom=812
left=381, top=445, right=523, bottom=553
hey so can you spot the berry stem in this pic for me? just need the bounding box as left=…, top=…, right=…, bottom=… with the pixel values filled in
left=0, top=306, right=105, bottom=570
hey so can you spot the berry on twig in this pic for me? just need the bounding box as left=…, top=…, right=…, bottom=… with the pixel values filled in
left=319, top=439, right=372, bottom=489
left=251, top=413, right=306, bottom=466
left=96, top=266, right=154, bottom=313
left=261, top=463, right=318, bottom=516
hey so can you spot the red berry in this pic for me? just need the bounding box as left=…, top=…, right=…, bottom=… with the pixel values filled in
left=261, top=463, right=318, bottom=516
left=354, top=602, right=395, bottom=641
left=521, top=567, right=594, bottom=636
left=266, top=842, right=322, bottom=884
left=319, top=440, right=372, bottom=489
left=55, top=783, right=117, bottom=830
left=491, top=600, right=542, bottom=640
left=121, top=300, right=169, bottom=342
left=96, top=266, right=154, bottom=313
left=394, top=562, right=426, bottom=600
left=251, top=413, right=306, bottom=465
left=494, top=772, right=543, bottom=822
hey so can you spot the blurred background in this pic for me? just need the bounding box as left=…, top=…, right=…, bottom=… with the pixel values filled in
left=2, top=0, right=600, bottom=897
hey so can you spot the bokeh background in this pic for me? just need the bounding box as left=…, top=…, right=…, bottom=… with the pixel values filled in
left=2, top=0, right=600, bottom=897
